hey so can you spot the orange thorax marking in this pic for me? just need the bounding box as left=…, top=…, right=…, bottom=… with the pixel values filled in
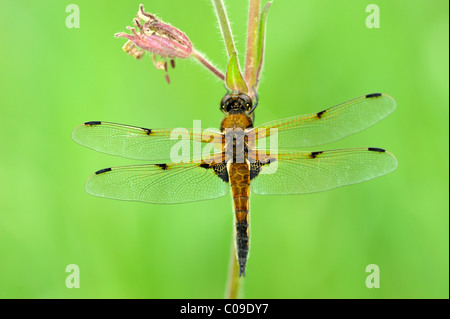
left=220, top=114, right=253, bottom=131
left=221, top=114, right=253, bottom=164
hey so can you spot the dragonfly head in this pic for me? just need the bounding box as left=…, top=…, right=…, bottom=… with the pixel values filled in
left=220, top=93, right=254, bottom=115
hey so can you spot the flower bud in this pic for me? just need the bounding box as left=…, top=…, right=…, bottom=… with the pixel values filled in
left=115, top=4, right=193, bottom=82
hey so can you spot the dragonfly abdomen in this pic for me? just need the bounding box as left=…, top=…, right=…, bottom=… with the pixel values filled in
left=228, top=162, right=251, bottom=277
left=235, top=210, right=249, bottom=277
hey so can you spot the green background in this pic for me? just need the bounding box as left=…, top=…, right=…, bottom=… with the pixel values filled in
left=0, top=0, right=448, bottom=298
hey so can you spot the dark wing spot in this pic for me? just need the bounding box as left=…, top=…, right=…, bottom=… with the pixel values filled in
left=141, top=127, right=152, bottom=135
left=95, top=167, right=112, bottom=175
left=85, top=121, right=101, bottom=126
left=316, top=110, right=327, bottom=119
left=250, top=162, right=263, bottom=180
left=366, top=93, right=382, bottom=98
left=212, top=163, right=229, bottom=183
left=368, top=147, right=386, bottom=153
left=310, top=151, right=324, bottom=159
left=155, top=163, right=169, bottom=170
left=199, top=163, right=210, bottom=169
left=250, top=158, right=276, bottom=180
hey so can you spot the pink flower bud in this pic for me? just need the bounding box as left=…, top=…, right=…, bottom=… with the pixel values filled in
left=115, top=4, right=193, bottom=82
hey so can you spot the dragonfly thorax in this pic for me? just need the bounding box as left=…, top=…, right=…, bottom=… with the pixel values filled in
left=223, top=127, right=248, bottom=164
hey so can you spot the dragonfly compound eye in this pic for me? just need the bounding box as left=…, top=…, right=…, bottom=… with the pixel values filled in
left=237, top=94, right=252, bottom=112
left=221, top=94, right=232, bottom=112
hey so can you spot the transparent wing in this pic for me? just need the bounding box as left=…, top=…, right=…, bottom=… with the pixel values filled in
left=72, top=121, right=223, bottom=162
left=86, top=162, right=229, bottom=204
left=252, top=94, right=396, bottom=149
left=251, top=148, right=397, bottom=195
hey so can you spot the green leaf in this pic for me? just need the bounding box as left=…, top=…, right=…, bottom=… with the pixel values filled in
left=226, top=52, right=248, bottom=93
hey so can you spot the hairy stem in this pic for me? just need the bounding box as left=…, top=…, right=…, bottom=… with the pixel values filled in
left=225, top=242, right=243, bottom=299
left=212, top=0, right=237, bottom=57
left=244, top=0, right=261, bottom=95
left=192, top=50, right=225, bottom=80
left=254, top=2, right=272, bottom=84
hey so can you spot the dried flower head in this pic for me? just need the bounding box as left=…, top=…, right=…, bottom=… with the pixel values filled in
left=115, top=4, right=193, bottom=83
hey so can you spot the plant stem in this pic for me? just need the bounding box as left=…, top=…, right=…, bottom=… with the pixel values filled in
left=225, top=242, right=243, bottom=299
left=244, top=0, right=261, bottom=94
left=254, top=2, right=272, bottom=84
left=192, top=50, right=225, bottom=80
left=212, top=0, right=236, bottom=58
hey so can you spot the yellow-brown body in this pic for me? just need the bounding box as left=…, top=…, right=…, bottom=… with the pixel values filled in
left=221, top=113, right=253, bottom=277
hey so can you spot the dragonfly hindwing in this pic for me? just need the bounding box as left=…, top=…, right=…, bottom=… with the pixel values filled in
left=200, top=162, right=229, bottom=183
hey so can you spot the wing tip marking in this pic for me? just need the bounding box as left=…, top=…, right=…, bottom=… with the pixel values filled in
left=95, top=167, right=112, bottom=175
left=368, top=147, right=386, bottom=153
left=365, top=93, right=383, bottom=98
left=84, top=121, right=102, bottom=126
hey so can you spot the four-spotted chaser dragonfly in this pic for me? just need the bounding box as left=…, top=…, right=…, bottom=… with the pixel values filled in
left=72, top=93, right=397, bottom=277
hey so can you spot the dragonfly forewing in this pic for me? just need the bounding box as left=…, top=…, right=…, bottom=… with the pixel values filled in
left=252, top=93, right=396, bottom=149
left=72, top=121, right=224, bottom=162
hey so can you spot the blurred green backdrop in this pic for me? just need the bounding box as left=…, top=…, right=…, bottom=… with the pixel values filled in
left=0, top=0, right=448, bottom=298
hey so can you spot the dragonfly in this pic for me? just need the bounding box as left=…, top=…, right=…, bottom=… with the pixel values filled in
left=72, top=92, right=397, bottom=277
